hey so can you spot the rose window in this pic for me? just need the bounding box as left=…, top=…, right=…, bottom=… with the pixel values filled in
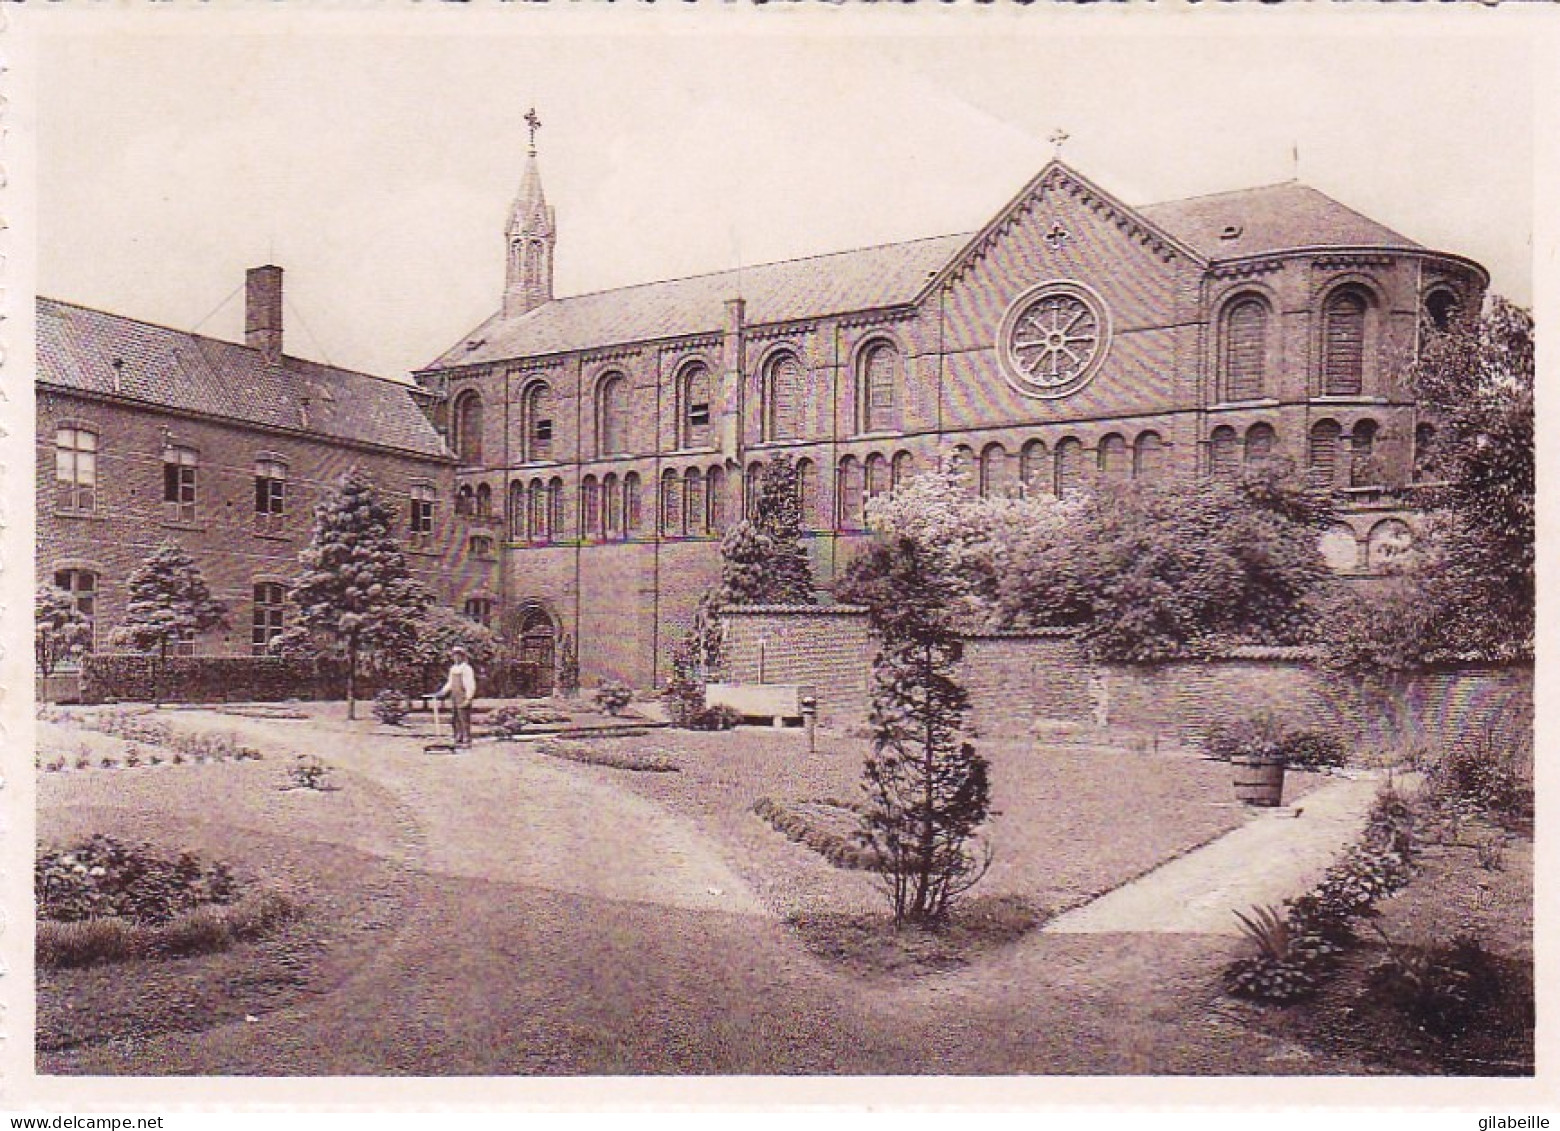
left=998, top=280, right=1112, bottom=399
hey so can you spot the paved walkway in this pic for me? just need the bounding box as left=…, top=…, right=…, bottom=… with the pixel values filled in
left=1045, top=773, right=1387, bottom=936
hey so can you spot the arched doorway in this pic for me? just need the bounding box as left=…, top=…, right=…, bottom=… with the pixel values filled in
left=514, top=605, right=557, bottom=698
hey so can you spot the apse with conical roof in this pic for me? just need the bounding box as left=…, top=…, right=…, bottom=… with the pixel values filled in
left=504, top=108, right=556, bottom=318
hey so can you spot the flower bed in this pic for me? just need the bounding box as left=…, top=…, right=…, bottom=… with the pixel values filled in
left=36, top=834, right=298, bottom=968
left=752, top=797, right=882, bottom=871
left=533, top=738, right=680, bottom=773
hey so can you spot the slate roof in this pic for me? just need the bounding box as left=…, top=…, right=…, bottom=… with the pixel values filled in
left=38, top=297, right=451, bottom=461
left=428, top=171, right=1437, bottom=371
left=427, top=233, right=970, bottom=370
left=1138, top=182, right=1423, bottom=261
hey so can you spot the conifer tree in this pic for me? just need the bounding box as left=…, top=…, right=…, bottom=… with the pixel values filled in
left=286, top=470, right=432, bottom=718
left=109, top=540, right=228, bottom=706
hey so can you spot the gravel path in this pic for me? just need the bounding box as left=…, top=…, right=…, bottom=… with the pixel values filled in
left=1045, top=774, right=1386, bottom=935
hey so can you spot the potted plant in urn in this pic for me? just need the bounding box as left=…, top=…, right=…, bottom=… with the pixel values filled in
left=1204, top=713, right=1290, bottom=807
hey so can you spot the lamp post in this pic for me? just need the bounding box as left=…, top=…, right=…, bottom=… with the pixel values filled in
left=800, top=694, right=817, bottom=754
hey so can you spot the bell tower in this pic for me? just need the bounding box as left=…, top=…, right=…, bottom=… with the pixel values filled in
left=504, top=108, right=556, bottom=319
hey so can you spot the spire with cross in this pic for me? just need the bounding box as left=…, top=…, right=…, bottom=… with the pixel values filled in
left=1048, top=128, right=1070, bottom=158
left=525, top=107, right=543, bottom=155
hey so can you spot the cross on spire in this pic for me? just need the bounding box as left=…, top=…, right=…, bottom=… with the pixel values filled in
left=525, top=107, right=543, bottom=154
left=1048, top=128, right=1070, bottom=156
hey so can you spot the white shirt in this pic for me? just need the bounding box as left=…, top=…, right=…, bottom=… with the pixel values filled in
left=439, top=661, right=477, bottom=707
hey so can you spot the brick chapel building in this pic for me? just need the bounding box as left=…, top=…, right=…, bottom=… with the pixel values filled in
left=415, top=137, right=1488, bottom=693
left=37, top=267, right=464, bottom=659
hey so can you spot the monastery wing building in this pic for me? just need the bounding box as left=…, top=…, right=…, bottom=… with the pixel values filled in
left=37, top=268, right=459, bottom=660
left=419, top=145, right=1487, bottom=694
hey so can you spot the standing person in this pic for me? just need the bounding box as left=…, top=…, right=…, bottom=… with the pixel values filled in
left=432, top=645, right=477, bottom=748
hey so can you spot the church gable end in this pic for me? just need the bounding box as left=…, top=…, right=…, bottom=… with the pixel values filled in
left=936, top=162, right=1204, bottom=424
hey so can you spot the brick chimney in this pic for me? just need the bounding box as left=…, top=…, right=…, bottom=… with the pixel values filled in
left=245, top=265, right=284, bottom=365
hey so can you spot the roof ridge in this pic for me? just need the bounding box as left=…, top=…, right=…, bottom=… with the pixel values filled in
left=538, top=230, right=974, bottom=305
left=1141, top=180, right=1319, bottom=210
left=38, top=294, right=415, bottom=386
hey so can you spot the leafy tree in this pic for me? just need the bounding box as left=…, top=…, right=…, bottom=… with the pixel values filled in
left=108, top=540, right=228, bottom=706
left=382, top=604, right=501, bottom=694
left=844, top=536, right=993, bottom=927
left=284, top=470, right=432, bottom=718
left=717, top=455, right=815, bottom=606
left=1406, top=296, right=1535, bottom=654
left=35, top=585, right=93, bottom=677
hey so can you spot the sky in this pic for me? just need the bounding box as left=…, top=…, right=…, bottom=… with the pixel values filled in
left=33, top=9, right=1537, bottom=381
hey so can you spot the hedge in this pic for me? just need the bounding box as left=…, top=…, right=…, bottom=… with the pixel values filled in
left=81, top=654, right=540, bottom=705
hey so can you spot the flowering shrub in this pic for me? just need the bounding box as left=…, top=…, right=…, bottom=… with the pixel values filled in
left=592, top=682, right=634, bottom=717
left=1202, top=713, right=1348, bottom=770
left=37, top=835, right=239, bottom=925
left=372, top=688, right=411, bottom=726
left=286, top=754, right=331, bottom=791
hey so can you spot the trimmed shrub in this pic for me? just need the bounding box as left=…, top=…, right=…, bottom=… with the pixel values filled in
left=688, top=704, right=743, bottom=731
left=592, top=682, right=634, bottom=717
left=488, top=704, right=572, bottom=737
left=286, top=755, right=331, bottom=791
left=37, top=888, right=299, bottom=968
left=372, top=689, right=412, bottom=726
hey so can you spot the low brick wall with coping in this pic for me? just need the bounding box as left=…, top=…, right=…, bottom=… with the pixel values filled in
left=718, top=606, right=1533, bottom=756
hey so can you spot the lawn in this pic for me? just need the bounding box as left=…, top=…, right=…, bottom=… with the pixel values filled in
left=35, top=699, right=1354, bottom=1074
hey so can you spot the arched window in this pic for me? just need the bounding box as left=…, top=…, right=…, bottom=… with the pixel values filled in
left=1367, top=518, right=1415, bottom=573
left=581, top=475, right=601, bottom=538
left=685, top=468, right=706, bottom=535
left=1209, top=426, right=1240, bottom=479
left=1309, top=420, right=1342, bottom=487
left=952, top=445, right=977, bottom=494
left=455, top=484, right=475, bottom=516
left=452, top=390, right=484, bottom=465
left=1134, top=432, right=1165, bottom=481
left=624, top=472, right=643, bottom=535
left=661, top=469, right=684, bottom=536
left=838, top=456, right=865, bottom=529
left=745, top=461, right=765, bottom=519
left=1350, top=419, right=1379, bottom=487
left=891, top=451, right=916, bottom=494
left=522, top=382, right=553, bottom=462
left=1244, top=423, right=1277, bottom=469
left=528, top=480, right=548, bottom=542
left=54, top=568, right=98, bottom=653
left=858, top=341, right=901, bottom=434
left=865, top=452, right=891, bottom=509
left=979, top=443, right=1012, bottom=498
left=1223, top=297, right=1268, bottom=402
left=796, top=458, right=819, bottom=531
left=681, top=363, right=714, bottom=449
left=475, top=482, right=493, bottom=518
left=1021, top=440, right=1049, bottom=494
left=56, top=426, right=99, bottom=512
left=1323, top=289, right=1368, bottom=396
left=764, top=352, right=805, bottom=441
left=508, top=480, right=525, bottom=540
left=1425, top=289, right=1459, bottom=334
left=706, top=466, right=726, bottom=533
left=1098, top=433, right=1129, bottom=483
left=603, top=473, right=622, bottom=539
left=548, top=478, right=565, bottom=538
left=596, top=373, right=629, bottom=457
left=1055, top=438, right=1085, bottom=499
left=468, top=535, right=495, bottom=559
left=1320, top=523, right=1361, bottom=573
left=1413, top=423, right=1437, bottom=483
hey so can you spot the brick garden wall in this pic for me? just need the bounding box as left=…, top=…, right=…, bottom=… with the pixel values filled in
left=719, top=607, right=1533, bottom=756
